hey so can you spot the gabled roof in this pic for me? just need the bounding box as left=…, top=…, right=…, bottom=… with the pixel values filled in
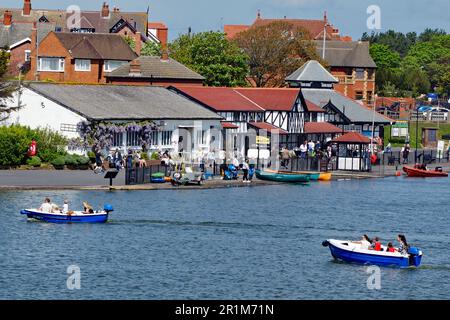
left=171, top=86, right=265, bottom=112
left=305, top=100, right=325, bottom=113
left=52, top=32, right=137, bottom=60
left=286, top=60, right=338, bottom=83
left=27, top=83, right=222, bottom=121
left=106, top=56, right=204, bottom=81
left=0, top=9, right=148, bottom=35
left=224, top=25, right=250, bottom=39
left=221, top=121, right=239, bottom=129
left=0, top=22, right=54, bottom=48
left=332, top=132, right=370, bottom=144
left=301, top=88, right=391, bottom=124
left=314, top=40, right=376, bottom=68
left=304, top=122, right=342, bottom=134
left=234, top=88, right=300, bottom=111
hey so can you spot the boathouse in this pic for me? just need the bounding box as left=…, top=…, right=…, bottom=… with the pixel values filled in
left=4, top=83, right=222, bottom=156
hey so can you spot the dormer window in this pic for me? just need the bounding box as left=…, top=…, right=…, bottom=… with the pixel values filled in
left=39, top=15, right=49, bottom=23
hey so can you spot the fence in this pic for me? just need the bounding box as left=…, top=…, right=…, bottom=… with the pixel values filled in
left=379, top=149, right=450, bottom=166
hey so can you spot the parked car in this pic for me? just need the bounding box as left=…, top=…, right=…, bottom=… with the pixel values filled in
left=416, top=105, right=433, bottom=113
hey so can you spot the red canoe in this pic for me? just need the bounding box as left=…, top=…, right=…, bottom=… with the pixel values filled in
left=403, top=165, right=449, bottom=177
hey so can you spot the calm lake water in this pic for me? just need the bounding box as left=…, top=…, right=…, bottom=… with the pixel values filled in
left=1, top=177, right=449, bottom=300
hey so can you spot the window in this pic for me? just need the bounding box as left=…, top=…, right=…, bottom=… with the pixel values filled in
left=112, top=133, right=124, bottom=147
left=355, top=91, right=364, bottom=101
left=24, top=50, right=31, bottom=62
left=150, top=131, right=159, bottom=145
left=60, top=124, right=79, bottom=132
left=197, top=130, right=207, bottom=145
left=161, top=131, right=173, bottom=146
left=355, top=68, right=365, bottom=80
left=104, top=60, right=127, bottom=72
left=38, top=57, right=65, bottom=72
left=126, top=131, right=140, bottom=147
left=75, top=59, right=91, bottom=71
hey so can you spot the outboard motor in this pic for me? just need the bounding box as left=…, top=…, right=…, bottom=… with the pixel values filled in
left=104, top=204, right=114, bottom=214
left=407, top=247, right=422, bottom=267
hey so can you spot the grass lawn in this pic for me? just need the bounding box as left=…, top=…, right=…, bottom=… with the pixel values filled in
left=384, top=122, right=450, bottom=148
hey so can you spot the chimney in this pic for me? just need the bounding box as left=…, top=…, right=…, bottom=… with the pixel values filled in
left=257, top=9, right=261, bottom=20
left=129, top=59, right=141, bottom=75
left=157, top=27, right=169, bottom=60
left=4, top=10, right=12, bottom=26
left=101, top=2, right=110, bottom=18
left=23, top=0, right=32, bottom=16
left=135, top=31, right=142, bottom=56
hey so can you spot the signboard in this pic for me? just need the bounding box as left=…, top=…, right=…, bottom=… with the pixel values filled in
left=256, top=136, right=270, bottom=145
left=437, top=140, right=445, bottom=159
left=391, top=122, right=409, bottom=137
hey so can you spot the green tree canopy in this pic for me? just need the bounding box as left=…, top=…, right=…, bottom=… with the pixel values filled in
left=170, top=31, right=249, bottom=87
left=370, top=44, right=401, bottom=69
left=233, top=21, right=322, bottom=87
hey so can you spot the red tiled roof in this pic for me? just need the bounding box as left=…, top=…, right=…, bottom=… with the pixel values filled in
left=224, top=25, right=250, bottom=39
left=305, top=100, right=325, bottom=113
left=221, top=122, right=239, bottom=129
left=304, top=122, right=343, bottom=134
left=234, top=88, right=299, bottom=111
left=172, top=86, right=265, bottom=112
left=248, top=122, right=288, bottom=135
left=148, top=22, right=168, bottom=29
left=332, top=132, right=370, bottom=144
left=375, top=96, right=416, bottom=107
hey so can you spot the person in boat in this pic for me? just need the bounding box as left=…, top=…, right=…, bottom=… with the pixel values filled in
left=397, top=234, right=409, bottom=254
left=83, top=201, right=94, bottom=214
left=353, top=235, right=372, bottom=249
left=62, top=200, right=69, bottom=214
left=39, top=198, right=53, bottom=213
left=371, top=237, right=382, bottom=251
left=386, top=242, right=396, bottom=253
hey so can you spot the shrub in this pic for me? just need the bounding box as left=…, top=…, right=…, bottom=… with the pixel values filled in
left=30, top=127, right=68, bottom=163
left=87, top=151, right=96, bottom=162
left=150, top=152, right=160, bottom=160
left=51, top=156, right=65, bottom=168
left=27, top=156, right=42, bottom=167
left=0, top=125, right=31, bottom=166
left=64, top=155, right=78, bottom=166
left=76, top=156, right=90, bottom=166
left=141, top=152, right=149, bottom=160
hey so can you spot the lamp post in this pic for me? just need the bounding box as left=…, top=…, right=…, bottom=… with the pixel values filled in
left=415, top=104, right=419, bottom=163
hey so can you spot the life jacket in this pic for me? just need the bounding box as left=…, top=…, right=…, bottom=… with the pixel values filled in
left=387, top=247, right=396, bottom=253
left=374, top=241, right=381, bottom=251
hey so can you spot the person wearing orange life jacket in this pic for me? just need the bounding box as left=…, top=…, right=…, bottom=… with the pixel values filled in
left=386, top=242, right=396, bottom=253
left=370, top=237, right=382, bottom=251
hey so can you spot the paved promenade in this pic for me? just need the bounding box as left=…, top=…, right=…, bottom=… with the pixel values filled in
left=1, top=165, right=450, bottom=190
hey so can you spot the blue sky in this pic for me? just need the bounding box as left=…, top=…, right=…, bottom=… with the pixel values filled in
left=3, top=0, right=450, bottom=40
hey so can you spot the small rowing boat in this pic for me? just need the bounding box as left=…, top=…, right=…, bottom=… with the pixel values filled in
left=265, top=169, right=320, bottom=181
left=255, top=170, right=310, bottom=183
left=20, top=204, right=114, bottom=224
left=322, top=239, right=423, bottom=268
left=403, top=165, right=448, bottom=177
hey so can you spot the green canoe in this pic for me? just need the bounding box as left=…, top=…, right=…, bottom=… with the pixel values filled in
left=266, top=169, right=320, bottom=181
left=255, top=170, right=310, bottom=183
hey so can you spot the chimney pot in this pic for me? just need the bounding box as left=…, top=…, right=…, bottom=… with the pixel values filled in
left=101, top=2, right=110, bottom=18
left=4, top=10, right=12, bottom=26
left=23, top=0, right=32, bottom=16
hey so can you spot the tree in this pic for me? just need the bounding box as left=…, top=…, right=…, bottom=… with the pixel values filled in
left=233, top=21, right=322, bottom=87
left=124, top=36, right=162, bottom=56
left=418, top=28, right=447, bottom=42
left=370, top=44, right=401, bottom=69
left=0, top=50, right=20, bottom=121
left=170, top=31, right=249, bottom=87
left=361, top=30, right=416, bottom=57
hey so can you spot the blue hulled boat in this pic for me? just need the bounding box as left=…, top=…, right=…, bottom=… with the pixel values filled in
left=322, top=239, right=422, bottom=268
left=20, top=204, right=114, bottom=224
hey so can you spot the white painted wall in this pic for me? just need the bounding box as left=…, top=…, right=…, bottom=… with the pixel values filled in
left=2, top=87, right=86, bottom=139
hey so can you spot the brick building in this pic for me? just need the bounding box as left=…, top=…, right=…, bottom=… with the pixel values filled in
left=25, top=31, right=138, bottom=83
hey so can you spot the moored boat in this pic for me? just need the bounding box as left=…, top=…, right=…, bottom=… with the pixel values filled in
left=318, top=172, right=332, bottom=181
left=403, top=165, right=448, bottom=177
left=322, top=239, right=422, bottom=268
left=255, top=170, right=309, bottom=183
left=265, top=169, right=320, bottom=180
left=20, top=204, right=114, bottom=224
